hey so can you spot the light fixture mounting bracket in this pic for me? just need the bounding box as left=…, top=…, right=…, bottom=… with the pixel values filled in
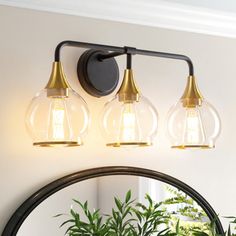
left=77, top=49, right=119, bottom=97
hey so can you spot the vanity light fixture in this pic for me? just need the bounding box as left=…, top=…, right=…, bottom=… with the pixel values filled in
left=25, top=40, right=221, bottom=148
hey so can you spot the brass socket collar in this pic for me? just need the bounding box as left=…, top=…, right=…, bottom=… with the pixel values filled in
left=117, top=69, right=140, bottom=102
left=45, top=62, right=70, bottom=97
left=181, top=75, right=203, bottom=107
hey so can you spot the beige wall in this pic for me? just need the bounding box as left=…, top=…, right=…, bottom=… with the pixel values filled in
left=0, top=5, right=235, bottom=233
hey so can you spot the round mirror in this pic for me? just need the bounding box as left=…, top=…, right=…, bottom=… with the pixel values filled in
left=2, top=166, right=224, bottom=235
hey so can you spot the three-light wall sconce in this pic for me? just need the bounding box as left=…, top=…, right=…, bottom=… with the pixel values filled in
left=25, top=40, right=221, bottom=149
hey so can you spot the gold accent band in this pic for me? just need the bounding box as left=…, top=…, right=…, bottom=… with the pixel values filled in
left=172, top=144, right=214, bottom=149
left=181, top=76, right=203, bottom=107
left=106, top=142, right=152, bottom=147
left=33, top=141, right=82, bottom=147
left=46, top=88, right=69, bottom=97
left=46, top=62, right=70, bottom=97
left=117, top=69, right=140, bottom=103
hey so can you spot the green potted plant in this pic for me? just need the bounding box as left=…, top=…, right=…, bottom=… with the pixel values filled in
left=56, top=191, right=235, bottom=236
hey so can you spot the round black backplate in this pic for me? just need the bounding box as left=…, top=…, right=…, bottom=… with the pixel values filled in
left=77, top=50, right=119, bottom=97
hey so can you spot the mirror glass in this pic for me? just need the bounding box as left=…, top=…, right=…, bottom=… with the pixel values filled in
left=17, top=175, right=210, bottom=235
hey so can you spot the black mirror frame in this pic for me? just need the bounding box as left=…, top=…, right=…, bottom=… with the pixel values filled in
left=2, top=166, right=224, bottom=235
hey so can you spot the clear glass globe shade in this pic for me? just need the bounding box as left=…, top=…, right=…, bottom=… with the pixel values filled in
left=100, top=95, right=158, bottom=147
left=167, top=100, right=221, bottom=149
left=25, top=88, right=90, bottom=147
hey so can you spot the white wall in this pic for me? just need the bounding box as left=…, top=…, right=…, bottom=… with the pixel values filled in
left=97, top=176, right=139, bottom=215
left=0, top=5, right=236, bottom=233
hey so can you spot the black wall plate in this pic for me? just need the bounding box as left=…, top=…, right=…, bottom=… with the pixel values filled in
left=77, top=50, right=119, bottom=97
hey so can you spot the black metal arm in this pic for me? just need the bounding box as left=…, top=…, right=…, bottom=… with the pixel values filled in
left=54, top=40, right=194, bottom=75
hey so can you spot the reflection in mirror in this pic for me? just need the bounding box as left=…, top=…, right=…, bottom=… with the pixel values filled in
left=17, top=175, right=210, bottom=235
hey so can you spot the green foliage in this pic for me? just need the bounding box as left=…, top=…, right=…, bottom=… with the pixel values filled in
left=57, top=190, right=170, bottom=236
left=131, top=194, right=170, bottom=236
left=59, top=199, right=110, bottom=236
left=163, top=186, right=207, bottom=221
left=105, top=190, right=136, bottom=236
left=161, top=186, right=210, bottom=235
left=220, top=217, right=236, bottom=236
left=56, top=191, right=235, bottom=236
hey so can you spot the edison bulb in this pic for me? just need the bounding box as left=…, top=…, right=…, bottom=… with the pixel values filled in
left=119, top=103, right=140, bottom=142
left=48, top=98, right=70, bottom=141
left=100, top=96, right=158, bottom=147
left=25, top=88, right=89, bottom=147
left=183, top=108, right=206, bottom=145
left=167, top=100, right=221, bottom=149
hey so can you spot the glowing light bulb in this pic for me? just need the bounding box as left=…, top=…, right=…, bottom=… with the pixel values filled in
left=183, top=108, right=206, bottom=145
left=119, top=103, right=140, bottom=142
left=49, top=98, right=70, bottom=141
